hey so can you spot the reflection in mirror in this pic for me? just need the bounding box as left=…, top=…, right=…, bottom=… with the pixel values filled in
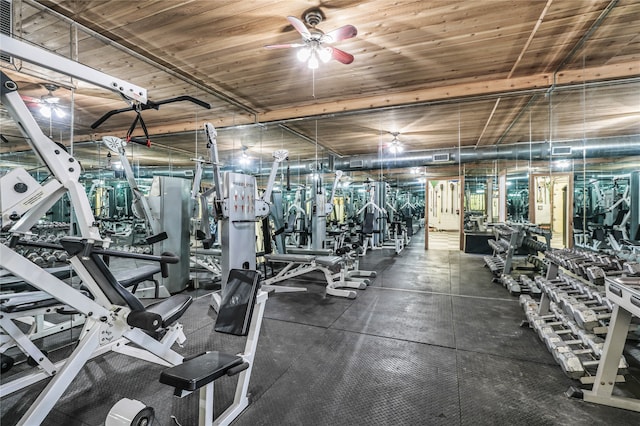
left=506, top=173, right=529, bottom=222
left=427, top=176, right=461, bottom=250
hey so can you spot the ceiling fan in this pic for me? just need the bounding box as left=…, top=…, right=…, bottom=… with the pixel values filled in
left=265, top=10, right=357, bottom=69
left=21, top=83, right=67, bottom=119
left=387, top=132, right=404, bottom=154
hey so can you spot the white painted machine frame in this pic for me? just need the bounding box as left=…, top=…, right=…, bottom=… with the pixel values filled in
left=0, top=39, right=188, bottom=424
left=581, top=276, right=640, bottom=412
left=195, top=290, right=267, bottom=426
left=263, top=253, right=364, bottom=299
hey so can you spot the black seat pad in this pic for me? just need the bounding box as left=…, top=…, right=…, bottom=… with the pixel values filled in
left=160, top=351, right=243, bottom=392
left=146, top=294, right=192, bottom=327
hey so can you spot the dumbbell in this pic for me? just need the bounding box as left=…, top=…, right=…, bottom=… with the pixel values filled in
left=519, top=294, right=538, bottom=312
left=539, top=323, right=577, bottom=345
left=547, top=286, right=584, bottom=304
left=528, top=314, right=565, bottom=339
left=26, top=252, right=45, bottom=266
left=585, top=266, right=606, bottom=285
left=560, top=294, right=606, bottom=315
left=532, top=301, right=578, bottom=334
left=552, top=349, right=585, bottom=379
left=573, top=331, right=627, bottom=372
left=41, top=251, right=57, bottom=265
left=545, top=331, right=587, bottom=356
left=500, top=274, right=521, bottom=296
left=554, top=339, right=627, bottom=374
left=519, top=275, right=542, bottom=295
left=535, top=277, right=568, bottom=292
left=53, top=250, right=69, bottom=262
left=573, top=307, right=612, bottom=331
left=556, top=294, right=593, bottom=315
left=624, top=262, right=640, bottom=276
left=574, top=329, right=605, bottom=357
left=555, top=288, right=606, bottom=312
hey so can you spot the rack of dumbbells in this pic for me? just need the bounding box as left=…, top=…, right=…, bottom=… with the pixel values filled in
left=0, top=221, right=85, bottom=374
left=520, top=247, right=640, bottom=386
left=1, top=222, right=72, bottom=267
left=545, top=248, right=627, bottom=285
left=484, top=222, right=550, bottom=296
left=98, top=217, right=152, bottom=253
left=484, top=223, right=520, bottom=275
left=579, top=274, right=640, bottom=411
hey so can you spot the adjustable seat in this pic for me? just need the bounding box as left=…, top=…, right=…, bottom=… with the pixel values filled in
left=156, top=269, right=266, bottom=426
left=59, top=238, right=192, bottom=334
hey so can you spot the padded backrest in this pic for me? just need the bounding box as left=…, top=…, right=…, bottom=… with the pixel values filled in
left=60, top=238, right=145, bottom=311
left=613, top=209, right=628, bottom=226
left=214, top=269, right=261, bottom=336
left=85, top=253, right=146, bottom=311
left=285, top=212, right=296, bottom=233
left=593, top=228, right=606, bottom=242
left=362, top=213, right=375, bottom=234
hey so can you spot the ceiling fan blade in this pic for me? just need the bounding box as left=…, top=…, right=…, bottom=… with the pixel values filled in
left=330, top=47, right=354, bottom=64
left=20, top=95, right=42, bottom=104
left=322, top=25, right=357, bottom=43
left=287, top=16, right=311, bottom=39
left=265, top=43, right=304, bottom=49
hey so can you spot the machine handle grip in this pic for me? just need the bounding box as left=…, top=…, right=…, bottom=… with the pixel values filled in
left=159, top=251, right=179, bottom=278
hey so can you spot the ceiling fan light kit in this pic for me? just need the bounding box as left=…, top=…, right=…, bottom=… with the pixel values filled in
left=388, top=133, right=404, bottom=154
left=265, top=10, right=357, bottom=69
left=39, top=104, right=66, bottom=119
left=39, top=83, right=66, bottom=118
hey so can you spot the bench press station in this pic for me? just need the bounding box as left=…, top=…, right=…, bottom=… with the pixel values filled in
left=263, top=252, right=366, bottom=299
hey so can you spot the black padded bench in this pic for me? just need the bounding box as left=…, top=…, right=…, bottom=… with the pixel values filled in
left=160, top=351, right=249, bottom=396
left=114, top=264, right=162, bottom=298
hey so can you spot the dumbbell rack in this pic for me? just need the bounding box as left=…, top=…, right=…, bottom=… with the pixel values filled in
left=521, top=294, right=625, bottom=382
left=546, top=248, right=627, bottom=285
left=580, top=276, right=640, bottom=412
left=484, top=223, right=521, bottom=275
left=484, top=222, right=550, bottom=296
left=522, top=277, right=626, bottom=383
left=521, top=247, right=633, bottom=383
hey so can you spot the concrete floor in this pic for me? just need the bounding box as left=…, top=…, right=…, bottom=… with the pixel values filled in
left=2, top=232, right=640, bottom=425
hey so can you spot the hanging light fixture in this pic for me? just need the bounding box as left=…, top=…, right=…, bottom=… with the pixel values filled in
left=388, top=133, right=403, bottom=154
left=291, top=11, right=339, bottom=70
left=239, top=147, right=251, bottom=166
left=296, top=42, right=333, bottom=69
left=39, top=84, right=66, bottom=118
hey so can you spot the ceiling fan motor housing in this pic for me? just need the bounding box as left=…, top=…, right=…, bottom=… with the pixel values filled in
left=305, top=10, right=323, bottom=27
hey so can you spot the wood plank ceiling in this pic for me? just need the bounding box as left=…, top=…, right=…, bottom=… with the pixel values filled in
left=1, top=0, right=639, bottom=185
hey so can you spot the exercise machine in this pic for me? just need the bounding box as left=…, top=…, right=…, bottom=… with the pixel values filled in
left=200, top=123, right=287, bottom=305
left=0, top=39, right=195, bottom=423
left=107, top=269, right=268, bottom=426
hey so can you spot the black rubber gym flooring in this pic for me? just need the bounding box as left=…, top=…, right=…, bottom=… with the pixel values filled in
left=2, top=233, right=640, bottom=425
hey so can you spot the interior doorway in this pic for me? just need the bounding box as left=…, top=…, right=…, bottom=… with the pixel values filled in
left=530, top=173, right=573, bottom=249
left=425, top=177, right=463, bottom=250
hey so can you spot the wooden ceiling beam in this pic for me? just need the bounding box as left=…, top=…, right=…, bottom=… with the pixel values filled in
left=81, top=60, right=639, bottom=142
left=257, top=60, right=638, bottom=124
